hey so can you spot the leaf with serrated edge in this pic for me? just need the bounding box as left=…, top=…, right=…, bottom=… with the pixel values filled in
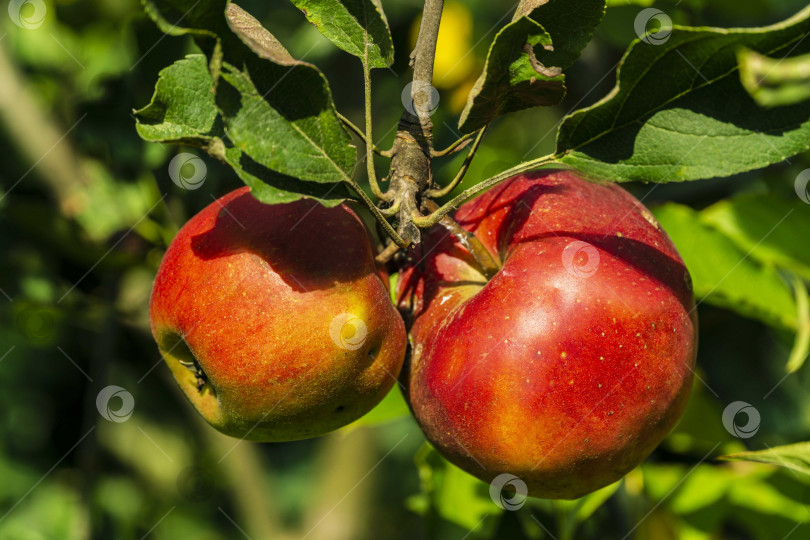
left=140, top=0, right=236, bottom=78
left=290, top=0, right=394, bottom=68
left=557, top=5, right=810, bottom=183
left=720, top=442, right=810, bottom=475
left=135, top=55, right=220, bottom=143
left=135, top=55, right=349, bottom=206
left=221, top=4, right=355, bottom=185
left=458, top=17, right=564, bottom=133
left=459, top=0, right=605, bottom=133
left=217, top=64, right=355, bottom=184
left=512, top=0, right=606, bottom=69
left=222, top=146, right=351, bottom=207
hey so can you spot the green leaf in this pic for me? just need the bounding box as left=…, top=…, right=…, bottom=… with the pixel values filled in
left=786, top=275, right=810, bottom=373
left=136, top=2, right=358, bottom=205
left=135, top=55, right=351, bottom=206
left=457, top=17, right=564, bottom=133
left=410, top=444, right=501, bottom=536
left=221, top=4, right=356, bottom=184
left=557, top=5, right=810, bottom=183
left=698, top=193, right=810, bottom=372
left=221, top=145, right=352, bottom=207
left=719, top=441, right=810, bottom=475
left=135, top=55, right=221, bottom=145
left=218, top=63, right=355, bottom=184
left=140, top=0, right=230, bottom=76
left=568, top=480, right=621, bottom=522
left=652, top=203, right=797, bottom=330
left=512, top=0, right=607, bottom=70
left=553, top=479, right=621, bottom=538
left=739, top=48, right=810, bottom=107
left=458, top=0, right=606, bottom=133
left=700, top=193, right=810, bottom=281
left=290, top=0, right=394, bottom=68
left=141, top=0, right=228, bottom=39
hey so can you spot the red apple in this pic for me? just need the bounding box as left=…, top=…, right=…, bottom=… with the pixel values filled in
left=150, top=187, right=406, bottom=441
left=398, top=170, right=696, bottom=499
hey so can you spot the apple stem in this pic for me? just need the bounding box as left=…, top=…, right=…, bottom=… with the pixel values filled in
left=375, top=241, right=401, bottom=264
left=421, top=199, right=501, bottom=279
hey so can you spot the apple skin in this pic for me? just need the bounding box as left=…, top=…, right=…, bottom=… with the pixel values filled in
left=397, top=170, right=696, bottom=499
left=150, top=187, right=406, bottom=442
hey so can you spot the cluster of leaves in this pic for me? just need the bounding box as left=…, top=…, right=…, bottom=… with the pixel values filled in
left=137, top=1, right=810, bottom=222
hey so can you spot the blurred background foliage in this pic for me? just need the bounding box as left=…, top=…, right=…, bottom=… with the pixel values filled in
left=1, top=0, right=810, bottom=538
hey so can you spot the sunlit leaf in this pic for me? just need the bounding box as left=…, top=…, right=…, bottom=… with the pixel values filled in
left=720, top=441, right=810, bottom=475
left=290, top=0, right=394, bottom=68
left=739, top=48, right=810, bottom=107
left=557, top=5, right=810, bottom=183
left=458, top=0, right=606, bottom=133
left=786, top=275, right=810, bottom=373
left=652, top=203, right=797, bottom=330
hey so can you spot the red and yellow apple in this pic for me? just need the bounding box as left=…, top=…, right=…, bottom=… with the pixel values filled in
left=398, top=170, right=697, bottom=499
left=150, top=187, right=406, bottom=441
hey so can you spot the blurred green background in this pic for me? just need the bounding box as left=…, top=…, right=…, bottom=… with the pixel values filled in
left=2, top=0, right=810, bottom=538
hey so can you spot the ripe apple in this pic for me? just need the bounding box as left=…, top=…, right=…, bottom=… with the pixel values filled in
left=398, top=170, right=697, bottom=499
left=150, top=187, right=406, bottom=441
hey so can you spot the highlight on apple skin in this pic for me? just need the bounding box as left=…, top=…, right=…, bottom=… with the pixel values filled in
left=397, top=169, right=697, bottom=499
left=150, top=187, right=406, bottom=442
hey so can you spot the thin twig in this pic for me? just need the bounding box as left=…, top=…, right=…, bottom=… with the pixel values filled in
left=413, top=153, right=560, bottom=228
left=362, top=64, right=391, bottom=200
left=338, top=113, right=392, bottom=157
left=432, top=130, right=479, bottom=157
left=378, top=196, right=402, bottom=217
left=426, top=125, right=488, bottom=198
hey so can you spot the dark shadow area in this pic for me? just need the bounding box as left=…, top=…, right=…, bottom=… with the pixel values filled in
left=190, top=190, right=371, bottom=292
